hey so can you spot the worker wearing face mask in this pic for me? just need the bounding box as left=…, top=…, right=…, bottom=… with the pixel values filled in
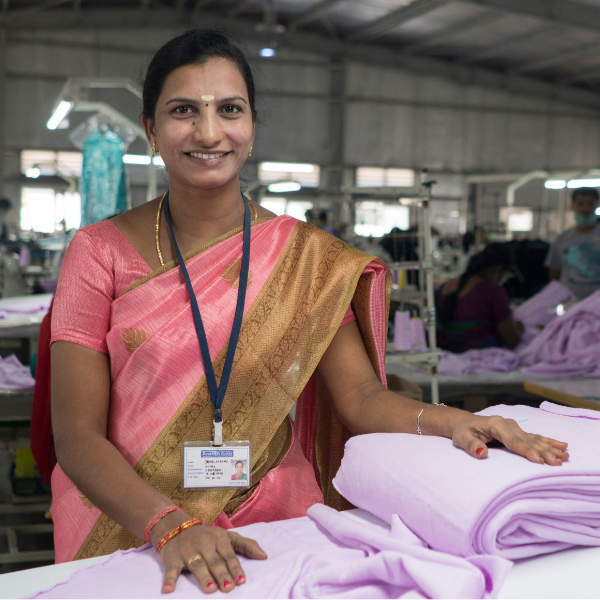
left=545, top=187, right=600, bottom=299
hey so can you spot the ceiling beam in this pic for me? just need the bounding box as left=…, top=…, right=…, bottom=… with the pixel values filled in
left=0, top=8, right=599, bottom=112
left=402, top=11, right=498, bottom=55
left=562, top=65, right=600, bottom=85
left=288, top=0, right=346, bottom=31
left=513, top=41, right=600, bottom=74
left=463, top=0, right=600, bottom=35
left=456, top=25, right=556, bottom=64
left=347, top=0, right=450, bottom=43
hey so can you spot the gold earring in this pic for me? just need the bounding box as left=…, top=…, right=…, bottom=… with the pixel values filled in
left=249, top=146, right=252, bottom=157
left=151, top=142, right=157, bottom=156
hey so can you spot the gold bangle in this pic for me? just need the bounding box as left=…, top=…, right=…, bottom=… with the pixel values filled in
left=155, top=517, right=204, bottom=552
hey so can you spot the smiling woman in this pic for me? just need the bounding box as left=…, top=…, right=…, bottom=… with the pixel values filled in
left=49, top=29, right=570, bottom=598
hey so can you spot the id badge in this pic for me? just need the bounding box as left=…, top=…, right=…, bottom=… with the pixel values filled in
left=182, top=441, right=252, bottom=490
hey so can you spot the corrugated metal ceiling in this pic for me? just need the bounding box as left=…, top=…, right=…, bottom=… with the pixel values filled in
left=3, top=0, right=600, bottom=92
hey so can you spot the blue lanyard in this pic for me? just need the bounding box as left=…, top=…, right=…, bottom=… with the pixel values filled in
left=163, top=191, right=251, bottom=423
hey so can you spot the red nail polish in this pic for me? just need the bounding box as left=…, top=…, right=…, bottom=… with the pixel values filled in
left=236, top=575, right=244, bottom=584
left=475, top=447, right=484, bottom=456
left=224, top=580, right=233, bottom=587
left=206, top=582, right=215, bottom=588
left=164, top=583, right=172, bottom=589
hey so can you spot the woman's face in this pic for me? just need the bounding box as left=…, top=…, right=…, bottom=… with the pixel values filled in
left=236, top=462, right=243, bottom=473
left=145, top=58, right=255, bottom=192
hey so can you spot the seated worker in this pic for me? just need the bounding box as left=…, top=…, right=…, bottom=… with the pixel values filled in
left=436, top=243, right=523, bottom=353
left=545, top=187, right=600, bottom=299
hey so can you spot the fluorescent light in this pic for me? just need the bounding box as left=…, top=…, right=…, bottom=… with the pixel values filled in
left=567, top=178, right=600, bottom=188
left=267, top=181, right=301, bottom=193
left=25, top=167, right=41, bottom=179
left=261, top=162, right=314, bottom=173
left=260, top=48, right=276, bottom=57
left=46, top=101, right=73, bottom=130
left=121, top=155, right=165, bottom=166
left=544, top=180, right=566, bottom=189
left=123, top=154, right=151, bottom=165
left=595, top=207, right=600, bottom=215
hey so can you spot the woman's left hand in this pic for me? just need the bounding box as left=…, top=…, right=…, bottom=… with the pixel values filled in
left=451, top=414, right=569, bottom=465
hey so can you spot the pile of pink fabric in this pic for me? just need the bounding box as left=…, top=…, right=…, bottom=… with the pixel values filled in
left=437, top=286, right=600, bottom=377
left=0, top=295, right=52, bottom=320
left=512, top=281, right=574, bottom=329
left=0, top=354, right=35, bottom=390
left=519, top=290, right=600, bottom=376
left=29, top=504, right=511, bottom=599
left=437, top=348, right=519, bottom=375
left=333, top=403, right=600, bottom=560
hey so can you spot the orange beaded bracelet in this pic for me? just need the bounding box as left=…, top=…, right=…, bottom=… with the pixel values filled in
left=156, top=517, right=204, bottom=552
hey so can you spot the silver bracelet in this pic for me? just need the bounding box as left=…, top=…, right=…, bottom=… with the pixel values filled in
left=417, top=403, right=447, bottom=435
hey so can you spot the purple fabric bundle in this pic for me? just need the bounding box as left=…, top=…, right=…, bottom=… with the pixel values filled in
left=513, top=281, right=575, bottom=329
left=518, top=290, right=600, bottom=376
left=0, top=354, right=35, bottom=390
left=437, top=348, right=519, bottom=375
left=0, top=295, right=52, bottom=320
left=29, top=504, right=511, bottom=599
left=333, top=403, right=600, bottom=560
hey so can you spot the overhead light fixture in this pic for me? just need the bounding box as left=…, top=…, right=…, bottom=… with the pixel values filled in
left=544, top=180, right=566, bottom=190
left=25, top=167, right=41, bottom=179
left=123, top=154, right=151, bottom=165
left=46, top=101, right=73, bottom=130
left=268, top=181, right=301, bottom=193
left=567, top=178, right=600, bottom=188
left=261, top=162, right=314, bottom=173
left=121, top=155, right=165, bottom=166
left=260, top=47, right=276, bottom=57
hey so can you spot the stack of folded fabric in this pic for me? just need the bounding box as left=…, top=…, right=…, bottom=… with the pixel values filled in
left=333, top=402, right=600, bottom=559
left=28, top=504, right=511, bottom=599
left=437, top=348, right=519, bottom=375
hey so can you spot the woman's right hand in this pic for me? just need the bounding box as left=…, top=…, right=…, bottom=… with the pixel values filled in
left=152, top=517, right=268, bottom=594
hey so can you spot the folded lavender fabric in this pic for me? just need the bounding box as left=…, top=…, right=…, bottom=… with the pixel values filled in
left=513, top=281, right=575, bottom=329
left=28, top=504, right=511, bottom=599
left=333, top=403, right=600, bottom=560
left=437, top=348, right=519, bottom=375
left=0, top=354, right=35, bottom=390
left=0, top=295, right=52, bottom=320
left=518, top=290, right=600, bottom=376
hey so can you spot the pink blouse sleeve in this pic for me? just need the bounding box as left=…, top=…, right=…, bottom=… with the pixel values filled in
left=340, top=304, right=356, bottom=327
left=51, top=229, right=114, bottom=354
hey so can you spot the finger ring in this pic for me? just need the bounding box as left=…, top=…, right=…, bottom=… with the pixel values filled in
left=187, top=555, right=204, bottom=569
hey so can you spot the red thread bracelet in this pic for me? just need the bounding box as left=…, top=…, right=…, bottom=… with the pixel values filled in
left=144, top=505, right=184, bottom=544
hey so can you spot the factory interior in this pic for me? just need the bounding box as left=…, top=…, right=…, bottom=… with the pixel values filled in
left=0, top=1, right=600, bottom=598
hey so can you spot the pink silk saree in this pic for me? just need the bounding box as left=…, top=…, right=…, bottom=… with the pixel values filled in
left=51, top=215, right=391, bottom=563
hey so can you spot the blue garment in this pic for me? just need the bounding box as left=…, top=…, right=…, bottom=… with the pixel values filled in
left=80, top=127, right=130, bottom=226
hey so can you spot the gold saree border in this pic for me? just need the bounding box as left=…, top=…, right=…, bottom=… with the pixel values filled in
left=75, top=223, right=389, bottom=560
left=124, top=217, right=274, bottom=295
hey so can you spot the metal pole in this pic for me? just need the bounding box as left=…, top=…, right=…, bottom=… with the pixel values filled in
left=558, top=187, right=567, bottom=234
left=420, top=178, right=439, bottom=404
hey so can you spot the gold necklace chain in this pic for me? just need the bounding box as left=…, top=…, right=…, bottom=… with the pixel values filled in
left=155, top=194, right=257, bottom=268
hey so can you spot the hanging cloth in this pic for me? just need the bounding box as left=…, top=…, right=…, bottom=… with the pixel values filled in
left=80, top=126, right=130, bottom=226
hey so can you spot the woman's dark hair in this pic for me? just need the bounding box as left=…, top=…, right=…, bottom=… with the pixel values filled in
left=235, top=461, right=244, bottom=467
left=142, top=29, right=257, bottom=121
left=440, top=242, right=511, bottom=324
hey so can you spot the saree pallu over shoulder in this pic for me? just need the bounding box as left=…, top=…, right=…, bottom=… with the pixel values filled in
left=52, top=216, right=391, bottom=562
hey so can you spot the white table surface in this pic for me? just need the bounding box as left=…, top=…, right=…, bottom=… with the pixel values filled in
left=1, top=508, right=599, bottom=599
